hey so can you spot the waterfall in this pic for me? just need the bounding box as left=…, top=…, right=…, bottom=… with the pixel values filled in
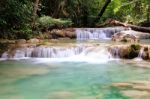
left=33, top=46, right=112, bottom=64
left=1, top=46, right=86, bottom=58
left=109, top=47, right=120, bottom=58
left=133, top=47, right=144, bottom=61
left=31, top=46, right=85, bottom=58
left=1, top=27, right=132, bottom=63
left=1, top=45, right=112, bottom=63
left=138, top=48, right=144, bottom=58
left=76, top=27, right=130, bottom=40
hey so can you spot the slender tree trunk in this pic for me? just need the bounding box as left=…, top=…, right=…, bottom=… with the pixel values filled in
left=94, top=0, right=111, bottom=23
left=147, top=3, right=150, bottom=22
left=32, top=0, right=40, bottom=29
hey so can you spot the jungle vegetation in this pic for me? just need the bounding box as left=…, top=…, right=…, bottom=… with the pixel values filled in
left=0, top=0, right=149, bottom=39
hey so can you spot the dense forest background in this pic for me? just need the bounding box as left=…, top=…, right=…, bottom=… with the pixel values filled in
left=0, top=0, right=149, bottom=39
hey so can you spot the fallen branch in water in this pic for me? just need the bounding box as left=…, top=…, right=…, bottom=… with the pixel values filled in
left=109, top=20, right=150, bottom=33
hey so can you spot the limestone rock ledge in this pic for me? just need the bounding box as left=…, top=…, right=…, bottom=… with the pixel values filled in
left=109, top=44, right=150, bottom=60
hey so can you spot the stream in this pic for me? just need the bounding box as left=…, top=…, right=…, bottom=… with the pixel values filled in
left=0, top=27, right=150, bottom=99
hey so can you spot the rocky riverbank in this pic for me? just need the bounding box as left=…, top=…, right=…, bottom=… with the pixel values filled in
left=0, top=27, right=150, bottom=60
left=1, top=39, right=150, bottom=61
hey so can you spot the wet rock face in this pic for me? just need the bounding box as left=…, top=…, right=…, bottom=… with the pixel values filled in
left=48, top=28, right=76, bottom=39
left=15, top=39, right=26, bottom=44
left=140, top=46, right=150, bottom=60
left=128, top=44, right=141, bottom=59
left=0, top=43, right=11, bottom=57
left=112, top=31, right=139, bottom=43
left=37, top=28, right=76, bottom=39
left=109, top=44, right=141, bottom=59
left=27, top=38, right=40, bottom=44
left=112, top=30, right=150, bottom=43
left=109, top=44, right=150, bottom=60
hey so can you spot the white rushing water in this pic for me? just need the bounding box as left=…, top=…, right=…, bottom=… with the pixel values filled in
left=76, top=27, right=129, bottom=40
left=1, top=27, right=131, bottom=63
left=33, top=46, right=112, bottom=64
left=134, top=47, right=145, bottom=61
left=1, top=45, right=112, bottom=63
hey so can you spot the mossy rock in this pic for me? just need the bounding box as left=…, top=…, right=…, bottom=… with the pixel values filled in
left=130, top=44, right=141, bottom=51
left=128, top=44, right=141, bottom=59
left=0, top=43, right=10, bottom=57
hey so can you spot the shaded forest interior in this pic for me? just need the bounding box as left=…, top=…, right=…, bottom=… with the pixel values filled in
left=0, top=0, right=150, bottom=39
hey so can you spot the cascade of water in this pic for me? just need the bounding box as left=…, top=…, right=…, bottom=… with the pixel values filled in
left=1, top=45, right=112, bottom=63
left=138, top=47, right=144, bottom=58
left=31, top=46, right=86, bottom=58
left=133, top=47, right=144, bottom=61
left=76, top=27, right=129, bottom=40
left=1, top=46, right=87, bottom=58
left=33, top=46, right=113, bottom=64
left=76, top=29, right=107, bottom=40
left=1, top=27, right=131, bottom=62
left=109, top=47, right=120, bottom=58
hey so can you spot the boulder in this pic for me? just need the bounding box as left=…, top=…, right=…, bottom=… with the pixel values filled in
left=27, top=38, right=40, bottom=44
left=109, top=44, right=141, bottom=59
left=140, top=46, right=150, bottom=60
left=50, top=28, right=76, bottom=39
left=51, top=29, right=66, bottom=38
left=112, top=31, right=139, bottom=43
left=65, top=31, right=76, bottom=38
left=15, top=39, right=26, bottom=44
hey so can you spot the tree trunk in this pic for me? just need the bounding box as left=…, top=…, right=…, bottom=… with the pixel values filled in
left=94, top=0, right=111, bottom=23
left=147, top=3, right=150, bottom=22
left=32, top=0, right=40, bottom=29
left=110, top=20, right=150, bottom=33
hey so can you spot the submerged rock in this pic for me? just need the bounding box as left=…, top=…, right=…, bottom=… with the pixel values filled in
left=112, top=81, right=150, bottom=99
left=121, top=90, right=150, bottom=98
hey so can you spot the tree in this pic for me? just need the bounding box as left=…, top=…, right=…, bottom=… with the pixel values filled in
left=0, top=0, right=33, bottom=38
left=94, top=0, right=111, bottom=23
left=32, top=0, right=40, bottom=29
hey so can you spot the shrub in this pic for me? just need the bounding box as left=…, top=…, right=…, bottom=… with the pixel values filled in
left=37, top=16, right=72, bottom=31
left=12, top=26, right=33, bottom=40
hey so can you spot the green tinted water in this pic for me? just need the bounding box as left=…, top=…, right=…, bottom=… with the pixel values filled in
left=0, top=59, right=150, bottom=99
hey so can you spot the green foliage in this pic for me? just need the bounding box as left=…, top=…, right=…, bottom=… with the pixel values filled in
left=13, top=27, right=33, bottom=40
left=0, top=0, right=149, bottom=39
left=0, top=0, right=33, bottom=39
left=130, top=44, right=141, bottom=51
left=37, top=16, right=72, bottom=31
left=128, top=44, right=141, bottom=59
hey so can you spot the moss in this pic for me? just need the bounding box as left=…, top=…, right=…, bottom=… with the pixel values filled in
left=130, top=44, right=141, bottom=51
left=128, top=44, right=141, bottom=59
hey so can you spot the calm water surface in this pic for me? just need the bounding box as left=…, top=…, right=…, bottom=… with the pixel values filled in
left=0, top=59, right=150, bottom=99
